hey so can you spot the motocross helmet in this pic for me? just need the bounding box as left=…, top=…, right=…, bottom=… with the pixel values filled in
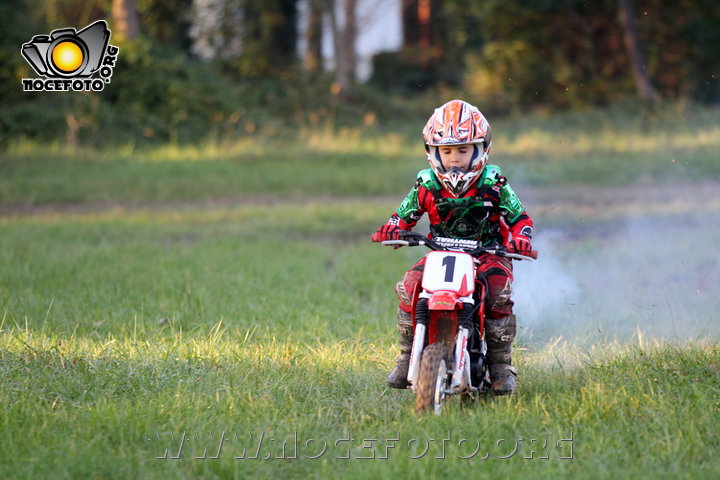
left=422, top=99, right=492, bottom=197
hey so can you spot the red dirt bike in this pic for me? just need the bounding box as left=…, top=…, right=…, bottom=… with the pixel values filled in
left=381, top=231, right=537, bottom=414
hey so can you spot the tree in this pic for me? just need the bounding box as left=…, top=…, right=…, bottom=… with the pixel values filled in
left=325, top=0, right=357, bottom=95
left=189, top=0, right=244, bottom=60
left=242, top=0, right=298, bottom=73
left=401, top=0, right=445, bottom=62
left=304, top=0, right=323, bottom=73
left=618, top=0, right=659, bottom=102
left=189, top=0, right=298, bottom=76
left=136, top=0, right=194, bottom=50
left=342, top=0, right=358, bottom=84
left=112, top=0, right=140, bottom=40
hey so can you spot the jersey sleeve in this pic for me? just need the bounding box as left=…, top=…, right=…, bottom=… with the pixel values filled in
left=384, top=170, right=435, bottom=230
left=498, top=175, right=534, bottom=240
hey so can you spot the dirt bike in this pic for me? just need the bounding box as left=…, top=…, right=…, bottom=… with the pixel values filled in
left=381, top=231, right=537, bottom=414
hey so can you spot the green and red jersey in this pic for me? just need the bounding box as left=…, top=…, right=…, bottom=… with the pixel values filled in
left=385, top=165, right=533, bottom=245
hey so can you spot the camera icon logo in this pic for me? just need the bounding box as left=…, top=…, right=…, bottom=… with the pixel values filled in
left=21, top=20, right=119, bottom=92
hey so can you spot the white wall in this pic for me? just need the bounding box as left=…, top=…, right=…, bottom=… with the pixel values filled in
left=296, top=0, right=403, bottom=82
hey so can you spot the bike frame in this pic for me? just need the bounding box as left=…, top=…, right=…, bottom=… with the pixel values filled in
left=381, top=232, right=536, bottom=410
left=406, top=250, right=479, bottom=394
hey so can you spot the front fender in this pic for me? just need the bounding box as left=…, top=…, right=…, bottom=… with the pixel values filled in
left=427, top=291, right=462, bottom=311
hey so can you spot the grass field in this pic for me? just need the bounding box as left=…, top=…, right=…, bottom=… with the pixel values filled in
left=1, top=105, right=720, bottom=479
left=2, top=102, right=720, bottom=207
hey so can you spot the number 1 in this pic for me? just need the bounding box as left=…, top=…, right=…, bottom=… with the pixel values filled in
left=441, top=256, right=456, bottom=282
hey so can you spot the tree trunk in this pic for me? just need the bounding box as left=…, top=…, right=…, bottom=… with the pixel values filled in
left=325, top=0, right=356, bottom=96
left=402, top=0, right=418, bottom=47
left=417, top=0, right=430, bottom=49
left=112, top=0, right=140, bottom=40
left=65, top=113, right=79, bottom=148
left=304, top=0, right=323, bottom=73
left=343, top=0, right=357, bottom=84
left=618, top=0, right=658, bottom=102
left=325, top=0, right=344, bottom=90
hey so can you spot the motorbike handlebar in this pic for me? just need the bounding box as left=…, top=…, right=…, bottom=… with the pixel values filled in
left=381, top=230, right=538, bottom=260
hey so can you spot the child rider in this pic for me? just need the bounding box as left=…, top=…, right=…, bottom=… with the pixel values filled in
left=371, top=99, right=534, bottom=395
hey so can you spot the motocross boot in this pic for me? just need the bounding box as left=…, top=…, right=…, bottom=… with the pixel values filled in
left=485, top=315, right=518, bottom=395
left=387, top=308, right=413, bottom=389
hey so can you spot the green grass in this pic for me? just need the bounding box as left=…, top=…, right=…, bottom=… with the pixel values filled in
left=2, top=103, right=719, bottom=207
left=2, top=321, right=719, bottom=478
left=2, top=104, right=720, bottom=478
left=0, top=201, right=399, bottom=339
left=2, top=199, right=719, bottom=479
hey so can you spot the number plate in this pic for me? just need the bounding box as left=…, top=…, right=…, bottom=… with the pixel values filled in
left=421, top=251, right=475, bottom=295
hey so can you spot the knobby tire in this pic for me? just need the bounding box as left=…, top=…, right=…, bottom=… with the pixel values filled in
left=416, top=343, right=449, bottom=414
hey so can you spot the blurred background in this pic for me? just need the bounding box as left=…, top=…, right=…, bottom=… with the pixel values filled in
left=3, top=4, right=720, bottom=477
left=1, top=0, right=719, bottom=344
left=2, top=0, right=720, bottom=148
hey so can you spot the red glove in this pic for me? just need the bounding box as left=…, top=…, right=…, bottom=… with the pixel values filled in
left=371, top=224, right=400, bottom=242
left=508, top=235, right=532, bottom=256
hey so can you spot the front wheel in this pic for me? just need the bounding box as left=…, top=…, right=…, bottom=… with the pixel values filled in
left=415, top=343, right=449, bottom=414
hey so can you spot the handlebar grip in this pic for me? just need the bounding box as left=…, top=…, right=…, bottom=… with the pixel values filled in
left=381, top=240, right=410, bottom=247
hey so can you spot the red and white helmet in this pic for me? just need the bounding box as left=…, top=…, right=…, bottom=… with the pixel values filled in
left=422, top=99, right=492, bottom=197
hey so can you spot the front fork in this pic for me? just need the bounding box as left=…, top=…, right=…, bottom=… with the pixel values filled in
left=407, top=323, right=426, bottom=389
left=451, top=301, right=476, bottom=393
left=407, top=296, right=429, bottom=389
left=407, top=297, right=476, bottom=392
left=450, top=326, right=472, bottom=392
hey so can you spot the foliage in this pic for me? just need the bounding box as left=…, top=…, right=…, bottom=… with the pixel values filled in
left=137, top=0, right=194, bottom=50
left=232, top=0, right=298, bottom=77
left=370, top=48, right=462, bottom=91
left=2, top=0, right=720, bottom=147
left=457, top=0, right=720, bottom=113
left=0, top=0, right=40, bottom=105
